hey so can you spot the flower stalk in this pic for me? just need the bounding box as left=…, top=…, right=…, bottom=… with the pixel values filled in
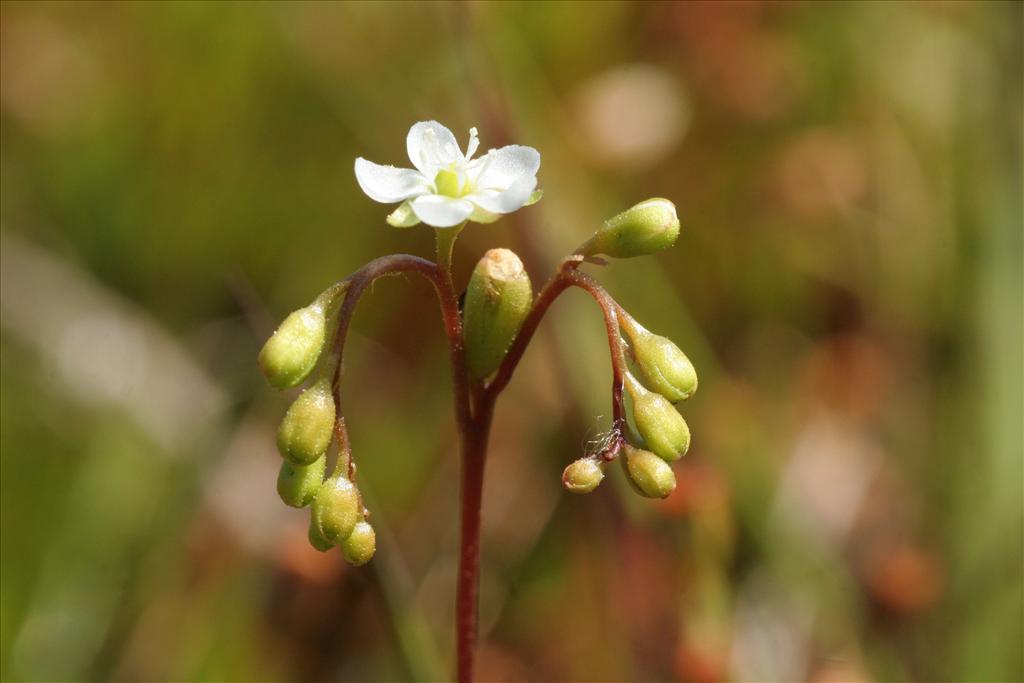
left=257, top=121, right=697, bottom=682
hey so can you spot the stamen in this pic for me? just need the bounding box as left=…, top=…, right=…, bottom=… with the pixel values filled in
left=465, top=127, right=480, bottom=160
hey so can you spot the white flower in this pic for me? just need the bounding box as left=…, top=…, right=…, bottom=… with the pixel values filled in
left=354, top=121, right=541, bottom=228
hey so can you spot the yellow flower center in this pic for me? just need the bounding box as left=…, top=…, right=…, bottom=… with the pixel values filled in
left=434, top=168, right=464, bottom=198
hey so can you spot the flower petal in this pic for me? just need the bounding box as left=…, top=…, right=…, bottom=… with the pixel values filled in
left=411, top=194, right=474, bottom=228
left=468, top=175, right=537, bottom=214
left=472, top=144, right=541, bottom=191
left=354, top=158, right=428, bottom=204
left=406, top=121, right=462, bottom=177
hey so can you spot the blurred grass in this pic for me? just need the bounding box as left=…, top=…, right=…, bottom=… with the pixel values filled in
left=1, top=1, right=1022, bottom=681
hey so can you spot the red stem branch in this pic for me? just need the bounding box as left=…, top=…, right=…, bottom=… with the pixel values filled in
left=486, top=262, right=627, bottom=424
left=328, top=253, right=472, bottom=454
left=323, top=253, right=627, bottom=683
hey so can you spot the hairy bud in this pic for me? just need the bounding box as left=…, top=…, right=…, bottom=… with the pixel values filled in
left=277, top=456, right=326, bottom=508
left=626, top=374, right=691, bottom=461
left=578, top=198, right=679, bottom=259
left=562, top=458, right=605, bottom=494
left=311, top=475, right=360, bottom=544
left=340, top=520, right=377, bottom=566
left=620, top=315, right=697, bottom=402
left=463, top=248, right=533, bottom=380
left=624, top=445, right=677, bottom=499
left=277, top=379, right=336, bottom=465
left=258, top=304, right=327, bottom=389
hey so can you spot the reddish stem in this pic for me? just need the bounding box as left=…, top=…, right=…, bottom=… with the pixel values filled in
left=455, top=394, right=494, bottom=683
left=451, top=264, right=632, bottom=683
left=325, top=253, right=627, bottom=683
left=566, top=269, right=628, bottom=424
left=486, top=262, right=628, bottom=423
left=328, top=253, right=472, bottom=448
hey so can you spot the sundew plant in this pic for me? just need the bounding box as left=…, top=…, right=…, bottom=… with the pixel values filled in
left=258, top=121, right=698, bottom=682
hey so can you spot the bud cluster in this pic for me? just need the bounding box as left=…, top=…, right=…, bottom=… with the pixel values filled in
left=614, top=313, right=697, bottom=498
left=561, top=200, right=696, bottom=499
left=259, top=291, right=376, bottom=566
left=309, top=473, right=376, bottom=567
left=260, top=197, right=695, bottom=566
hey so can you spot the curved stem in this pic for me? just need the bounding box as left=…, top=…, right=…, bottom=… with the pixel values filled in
left=485, top=262, right=628, bottom=424
left=564, top=269, right=628, bottom=424
left=328, top=253, right=472, bottom=455
left=321, top=252, right=628, bottom=683
left=484, top=261, right=576, bottom=399
left=450, top=263, right=629, bottom=683
left=323, top=252, right=481, bottom=681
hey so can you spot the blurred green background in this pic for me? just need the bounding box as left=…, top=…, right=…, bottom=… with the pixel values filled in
left=1, top=1, right=1021, bottom=681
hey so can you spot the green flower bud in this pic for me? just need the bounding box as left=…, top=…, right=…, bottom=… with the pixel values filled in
left=258, top=304, right=327, bottom=389
left=626, top=374, right=691, bottom=461
left=308, top=519, right=335, bottom=552
left=579, top=198, right=680, bottom=259
left=311, top=475, right=360, bottom=544
left=463, top=248, right=533, bottom=380
left=562, top=458, right=605, bottom=494
left=624, top=445, right=677, bottom=498
left=277, top=455, right=326, bottom=508
left=340, top=520, right=377, bottom=566
left=620, top=315, right=697, bottom=402
left=277, top=379, right=336, bottom=465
